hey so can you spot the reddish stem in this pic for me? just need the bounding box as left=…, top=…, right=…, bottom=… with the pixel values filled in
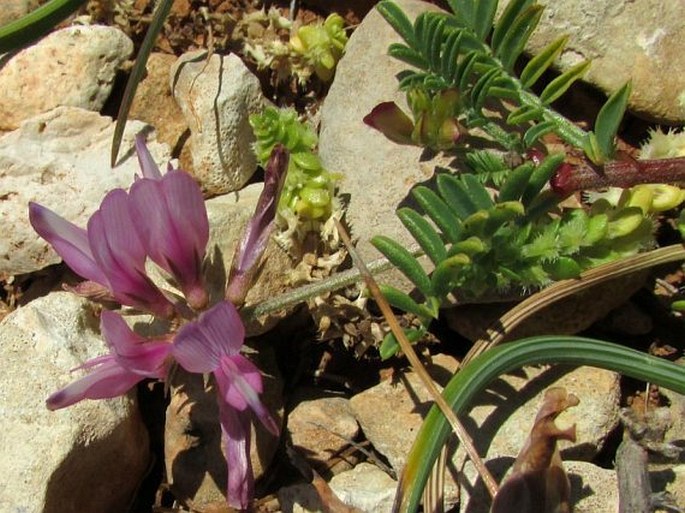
left=551, top=156, right=685, bottom=195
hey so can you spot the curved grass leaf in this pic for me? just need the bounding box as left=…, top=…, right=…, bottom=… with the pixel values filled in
left=0, top=0, right=86, bottom=53
left=111, top=0, right=174, bottom=167
left=371, top=235, right=434, bottom=298
left=377, top=0, right=417, bottom=47
left=591, top=82, right=632, bottom=163
left=519, top=35, right=568, bottom=89
left=397, top=207, right=448, bottom=265
left=412, top=185, right=464, bottom=243
left=496, top=4, right=544, bottom=72
left=393, top=336, right=685, bottom=513
left=539, top=60, right=591, bottom=105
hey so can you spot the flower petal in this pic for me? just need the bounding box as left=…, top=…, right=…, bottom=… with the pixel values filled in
left=46, top=357, right=141, bottom=410
left=129, top=170, right=209, bottom=307
left=172, top=301, right=245, bottom=373
left=100, top=311, right=171, bottom=378
left=216, top=355, right=279, bottom=435
left=362, top=101, right=416, bottom=145
left=88, top=190, right=174, bottom=317
left=218, top=404, right=253, bottom=510
left=135, top=134, right=162, bottom=180
left=29, top=202, right=108, bottom=286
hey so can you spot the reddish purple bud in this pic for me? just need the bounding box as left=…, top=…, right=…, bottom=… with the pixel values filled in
left=363, top=101, right=416, bottom=145
left=226, top=145, right=289, bottom=305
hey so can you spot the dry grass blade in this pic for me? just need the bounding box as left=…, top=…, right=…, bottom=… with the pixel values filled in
left=463, top=243, right=685, bottom=366
left=334, top=219, right=499, bottom=499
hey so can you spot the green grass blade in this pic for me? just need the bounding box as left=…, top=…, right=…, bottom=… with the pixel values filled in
left=111, top=0, right=174, bottom=167
left=393, top=336, right=685, bottom=513
left=0, top=0, right=87, bottom=53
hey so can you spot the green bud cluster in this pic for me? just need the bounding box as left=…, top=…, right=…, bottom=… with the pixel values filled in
left=290, top=14, right=348, bottom=82
left=250, top=107, right=339, bottom=225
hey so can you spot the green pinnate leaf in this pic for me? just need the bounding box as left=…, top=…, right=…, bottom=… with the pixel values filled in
left=523, top=120, right=557, bottom=148
left=388, top=43, right=429, bottom=69
left=379, top=284, right=438, bottom=320
left=591, top=82, right=631, bottom=163
left=507, top=104, right=545, bottom=125
left=377, top=0, right=417, bottom=46
left=371, top=235, right=434, bottom=298
left=491, top=0, right=534, bottom=52
left=539, top=60, right=591, bottom=105
left=431, top=253, right=471, bottom=297
left=498, top=163, right=535, bottom=202
left=412, top=186, right=464, bottom=243
left=521, top=153, right=565, bottom=205
left=437, top=174, right=478, bottom=219
left=379, top=327, right=426, bottom=360
left=397, top=208, right=448, bottom=265
left=472, top=0, right=498, bottom=41
left=520, top=35, right=568, bottom=88
left=461, top=173, right=494, bottom=210
left=495, top=4, right=544, bottom=72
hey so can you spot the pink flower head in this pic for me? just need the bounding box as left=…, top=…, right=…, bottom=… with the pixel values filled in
left=129, top=137, right=210, bottom=309
left=226, top=145, right=288, bottom=305
left=46, top=311, right=172, bottom=410
left=29, top=191, right=176, bottom=318
left=172, top=301, right=279, bottom=509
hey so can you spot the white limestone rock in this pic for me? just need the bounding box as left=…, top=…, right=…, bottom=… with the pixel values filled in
left=171, top=51, right=270, bottom=195
left=0, top=106, right=171, bottom=276
left=0, top=292, right=149, bottom=513
left=329, top=462, right=397, bottom=512
left=497, top=0, right=685, bottom=123
left=0, top=25, right=133, bottom=130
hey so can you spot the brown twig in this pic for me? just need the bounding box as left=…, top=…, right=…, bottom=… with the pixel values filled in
left=334, top=219, right=499, bottom=499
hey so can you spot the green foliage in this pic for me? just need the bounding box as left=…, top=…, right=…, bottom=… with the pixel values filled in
left=372, top=155, right=655, bottom=358
left=250, top=107, right=338, bottom=225
left=375, top=0, right=629, bottom=162
left=395, top=336, right=685, bottom=513
left=290, top=13, right=348, bottom=82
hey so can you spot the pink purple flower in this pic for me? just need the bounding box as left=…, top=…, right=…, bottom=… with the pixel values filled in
left=172, top=300, right=279, bottom=509
left=46, top=311, right=172, bottom=410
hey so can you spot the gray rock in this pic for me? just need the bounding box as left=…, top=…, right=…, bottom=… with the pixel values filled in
left=498, top=0, right=685, bottom=123
left=0, top=25, right=133, bottom=130
left=329, top=462, right=397, bottom=512
left=0, top=292, right=149, bottom=513
left=287, top=391, right=359, bottom=474
left=171, top=51, right=269, bottom=195
left=0, top=106, right=170, bottom=276
left=350, top=356, right=619, bottom=509
left=318, top=0, right=448, bottom=291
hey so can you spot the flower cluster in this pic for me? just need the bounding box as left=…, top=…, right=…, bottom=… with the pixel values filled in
left=30, top=136, right=287, bottom=510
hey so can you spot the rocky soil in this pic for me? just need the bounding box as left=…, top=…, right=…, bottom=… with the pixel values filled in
left=1, top=0, right=685, bottom=512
